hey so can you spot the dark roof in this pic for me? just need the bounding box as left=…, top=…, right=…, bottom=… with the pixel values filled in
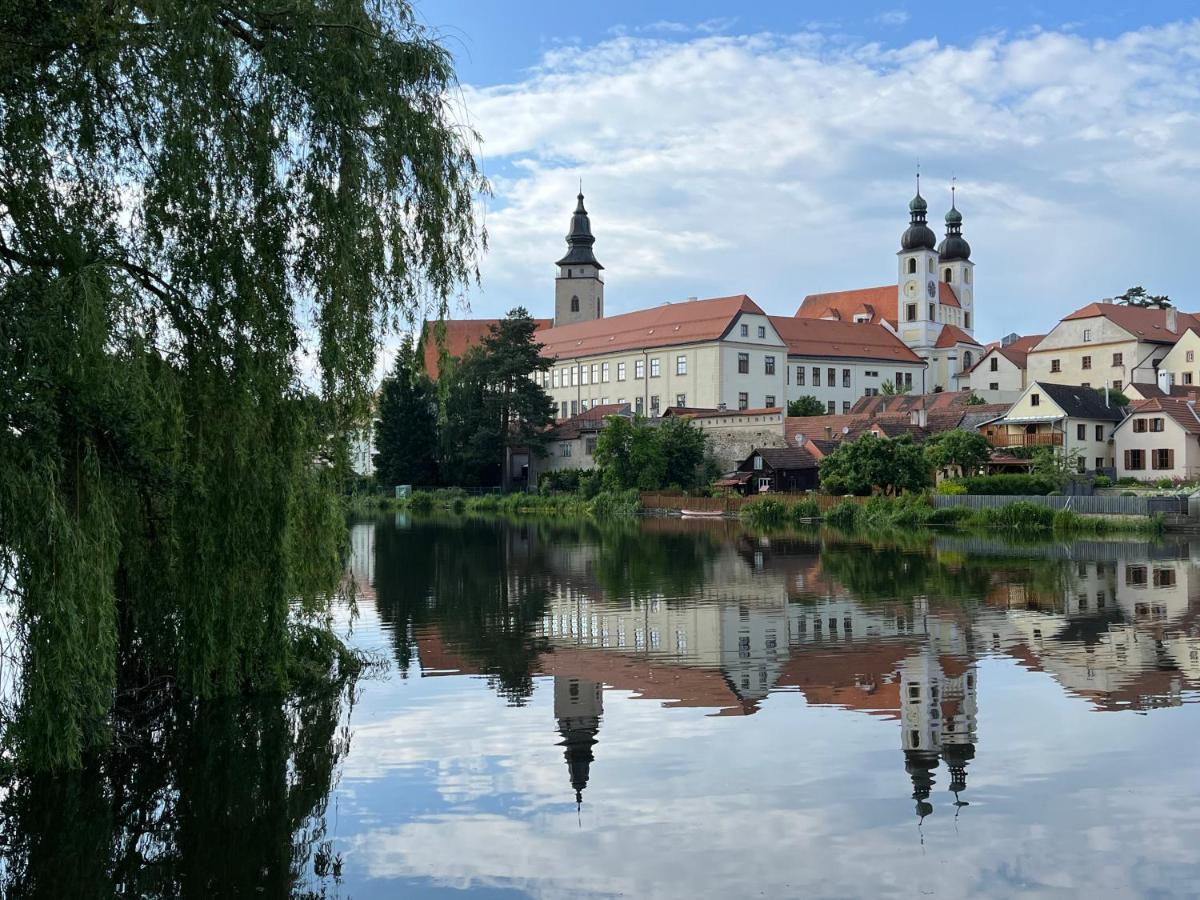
left=555, top=192, right=603, bottom=269
left=549, top=403, right=631, bottom=440
left=1126, top=382, right=1200, bottom=401
left=741, top=447, right=819, bottom=471
left=1032, top=382, right=1125, bottom=421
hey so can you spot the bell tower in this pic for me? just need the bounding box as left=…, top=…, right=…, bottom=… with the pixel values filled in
left=937, top=183, right=975, bottom=334
left=896, top=174, right=940, bottom=344
left=554, top=189, right=604, bottom=327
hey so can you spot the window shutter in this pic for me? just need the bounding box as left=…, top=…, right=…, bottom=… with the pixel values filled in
left=1168, top=449, right=1175, bottom=468
left=1123, top=450, right=1131, bottom=469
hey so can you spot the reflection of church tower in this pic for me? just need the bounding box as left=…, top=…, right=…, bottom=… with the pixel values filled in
left=554, top=676, right=603, bottom=806
left=904, top=750, right=939, bottom=822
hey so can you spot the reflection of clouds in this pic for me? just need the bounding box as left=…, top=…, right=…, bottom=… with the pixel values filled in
left=334, top=662, right=1200, bottom=899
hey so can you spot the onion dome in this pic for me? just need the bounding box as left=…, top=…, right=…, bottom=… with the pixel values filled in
left=901, top=180, right=936, bottom=252
left=938, top=190, right=971, bottom=261
left=556, top=191, right=604, bottom=269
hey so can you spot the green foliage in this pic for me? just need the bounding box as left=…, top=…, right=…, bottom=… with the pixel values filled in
left=741, top=498, right=789, bottom=528
left=787, top=396, right=826, bottom=417
left=936, top=481, right=968, bottom=495
left=789, top=498, right=821, bottom=522
left=374, top=336, right=438, bottom=487
left=956, top=474, right=1061, bottom=495
left=587, top=489, right=643, bottom=519
left=1156, top=478, right=1174, bottom=490
left=1115, top=286, right=1171, bottom=308
left=824, top=500, right=863, bottom=530
left=439, top=308, right=556, bottom=487
left=977, top=501, right=1055, bottom=532
left=0, top=0, right=482, bottom=769
left=819, top=434, right=930, bottom=496
left=964, top=392, right=987, bottom=406
left=880, top=379, right=911, bottom=396
left=923, top=429, right=992, bottom=475
left=594, top=415, right=710, bottom=491
left=1093, top=475, right=1113, bottom=488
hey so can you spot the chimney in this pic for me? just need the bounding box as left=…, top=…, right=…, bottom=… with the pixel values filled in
left=1166, top=307, right=1178, bottom=334
left=910, top=409, right=928, bottom=428
left=1158, top=369, right=1172, bottom=393
left=718, top=402, right=727, bottom=411
left=824, top=426, right=833, bottom=440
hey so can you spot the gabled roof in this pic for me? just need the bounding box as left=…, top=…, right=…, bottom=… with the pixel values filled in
left=1029, top=382, right=1125, bottom=421
left=742, top=447, right=820, bottom=470
left=666, top=406, right=783, bottom=420
left=768, top=316, right=924, bottom=364
left=538, top=294, right=767, bottom=359
left=420, top=317, right=553, bottom=379
left=795, top=282, right=960, bottom=325
left=785, top=415, right=871, bottom=445
left=967, top=338, right=1042, bottom=374
left=1119, top=397, right=1200, bottom=435
left=1003, top=334, right=1046, bottom=353
left=1061, top=303, right=1200, bottom=343
left=1124, top=382, right=1200, bottom=401
left=934, top=323, right=983, bottom=349
left=549, top=403, right=631, bottom=440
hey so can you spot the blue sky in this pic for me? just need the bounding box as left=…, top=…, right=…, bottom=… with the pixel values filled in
left=400, top=2, right=1200, bottom=347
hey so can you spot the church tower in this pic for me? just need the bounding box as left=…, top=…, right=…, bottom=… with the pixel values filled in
left=937, top=185, right=975, bottom=334
left=554, top=676, right=603, bottom=808
left=896, top=177, right=940, bottom=345
left=554, top=190, right=604, bottom=327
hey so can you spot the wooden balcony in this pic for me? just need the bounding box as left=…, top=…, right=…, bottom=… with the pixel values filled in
left=986, top=432, right=1063, bottom=449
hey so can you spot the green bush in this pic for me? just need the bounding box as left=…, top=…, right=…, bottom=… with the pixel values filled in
left=957, top=474, right=1060, bottom=495
left=1117, top=477, right=1139, bottom=486
left=926, top=506, right=974, bottom=526
left=409, top=492, right=435, bottom=513
left=978, top=501, right=1055, bottom=532
left=1047, top=490, right=1064, bottom=496
left=824, top=499, right=862, bottom=530
left=1122, top=491, right=1137, bottom=497
left=1157, top=478, right=1174, bottom=490
left=741, top=498, right=789, bottom=528
left=588, top=489, right=641, bottom=518
left=789, top=498, right=821, bottom=523
left=936, top=481, right=967, bottom=495
left=1093, top=475, right=1112, bottom=488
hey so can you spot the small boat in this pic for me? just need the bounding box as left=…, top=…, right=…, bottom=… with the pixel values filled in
left=680, top=508, right=725, bottom=518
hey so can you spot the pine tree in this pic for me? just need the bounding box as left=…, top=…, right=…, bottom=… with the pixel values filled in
left=374, top=337, right=439, bottom=488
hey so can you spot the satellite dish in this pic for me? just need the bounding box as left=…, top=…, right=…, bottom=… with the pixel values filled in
left=795, top=434, right=806, bottom=446
left=842, top=426, right=850, bottom=435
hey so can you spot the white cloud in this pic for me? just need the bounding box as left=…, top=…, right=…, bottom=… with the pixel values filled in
left=450, top=21, right=1200, bottom=341
left=874, top=10, right=911, bottom=27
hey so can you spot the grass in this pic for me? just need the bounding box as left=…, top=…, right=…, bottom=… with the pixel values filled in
left=345, top=488, right=641, bottom=519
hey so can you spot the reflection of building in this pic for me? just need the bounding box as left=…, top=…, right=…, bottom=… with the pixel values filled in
left=555, top=676, right=602, bottom=807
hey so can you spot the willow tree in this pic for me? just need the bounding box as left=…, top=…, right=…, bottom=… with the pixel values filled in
left=0, top=1, right=484, bottom=768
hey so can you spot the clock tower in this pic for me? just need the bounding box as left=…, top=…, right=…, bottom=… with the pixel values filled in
left=896, top=178, right=940, bottom=347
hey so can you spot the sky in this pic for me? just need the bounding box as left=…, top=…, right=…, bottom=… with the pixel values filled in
left=405, top=1, right=1200, bottom=344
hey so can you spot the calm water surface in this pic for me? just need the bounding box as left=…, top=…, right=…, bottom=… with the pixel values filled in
left=6, top=515, right=1200, bottom=898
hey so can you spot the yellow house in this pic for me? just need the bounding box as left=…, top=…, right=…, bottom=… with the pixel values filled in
left=1027, top=302, right=1200, bottom=393
left=1151, top=327, right=1200, bottom=391
left=978, top=382, right=1125, bottom=473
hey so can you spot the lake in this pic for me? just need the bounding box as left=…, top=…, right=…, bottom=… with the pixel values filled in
left=4, top=514, right=1200, bottom=898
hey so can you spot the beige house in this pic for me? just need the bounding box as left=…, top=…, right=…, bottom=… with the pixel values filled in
left=769, top=315, right=927, bottom=414
left=1026, top=303, right=1200, bottom=393
left=537, top=294, right=787, bottom=420
left=528, top=403, right=631, bottom=487
left=1149, top=327, right=1200, bottom=390
left=962, top=333, right=1043, bottom=395
left=1112, top=397, right=1200, bottom=481
left=978, top=382, right=1124, bottom=473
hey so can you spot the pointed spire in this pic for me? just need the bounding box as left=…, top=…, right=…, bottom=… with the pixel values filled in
left=557, top=185, right=604, bottom=269
left=938, top=177, right=970, bottom=261
left=901, top=164, right=935, bottom=251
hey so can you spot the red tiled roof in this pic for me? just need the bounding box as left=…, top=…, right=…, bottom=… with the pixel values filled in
left=1123, top=397, right=1200, bottom=435
left=420, top=317, right=553, bottom=379
left=668, top=406, right=783, bottom=420
left=768, top=316, right=924, bottom=364
left=538, top=294, right=765, bottom=359
left=934, top=323, right=983, bottom=349
left=1061, top=303, right=1200, bottom=342
left=785, top=415, right=872, bottom=445
left=1126, top=382, right=1200, bottom=401
left=549, top=403, right=631, bottom=440
left=1004, top=334, right=1045, bottom=353
left=795, top=282, right=959, bottom=324
left=851, top=390, right=977, bottom=416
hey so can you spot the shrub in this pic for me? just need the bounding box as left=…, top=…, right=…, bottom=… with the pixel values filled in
left=936, top=481, right=967, bottom=495
left=957, top=474, right=1060, bottom=495
left=824, top=499, right=862, bottom=530
left=789, top=498, right=821, bottom=523
left=978, top=501, right=1054, bottom=532
left=409, top=492, right=435, bottom=513
left=1122, top=491, right=1137, bottom=497
left=741, top=498, right=789, bottom=528
left=588, top=489, right=641, bottom=518
left=1093, top=475, right=1113, bottom=489
left=1047, top=490, right=1063, bottom=496
left=1157, top=478, right=1174, bottom=490
left=927, top=506, right=974, bottom=526
left=1117, top=477, right=1139, bottom=486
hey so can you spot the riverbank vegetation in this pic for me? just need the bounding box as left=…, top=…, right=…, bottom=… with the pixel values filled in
left=0, top=1, right=482, bottom=770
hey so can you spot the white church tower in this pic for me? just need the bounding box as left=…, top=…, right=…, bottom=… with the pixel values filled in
left=896, top=177, right=941, bottom=348
left=554, top=190, right=604, bottom=327
left=937, top=185, right=975, bottom=334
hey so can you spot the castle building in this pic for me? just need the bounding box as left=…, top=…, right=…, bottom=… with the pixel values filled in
left=794, top=180, right=983, bottom=392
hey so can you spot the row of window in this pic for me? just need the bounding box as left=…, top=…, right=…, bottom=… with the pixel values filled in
left=1124, top=448, right=1175, bottom=470
left=735, top=393, right=779, bottom=410
left=736, top=353, right=775, bottom=375
left=559, top=393, right=692, bottom=420
left=1048, top=352, right=1131, bottom=372
left=789, top=367, right=912, bottom=389
left=903, top=258, right=973, bottom=284
left=545, top=355, right=690, bottom=388
left=739, top=323, right=768, bottom=339
left=903, top=302, right=972, bottom=329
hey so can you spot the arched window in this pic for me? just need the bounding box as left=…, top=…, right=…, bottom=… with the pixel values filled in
left=964, top=269, right=971, bottom=284
left=962, top=351, right=973, bottom=372
left=906, top=258, right=916, bottom=274
left=570, top=295, right=579, bottom=313
left=944, top=268, right=952, bottom=283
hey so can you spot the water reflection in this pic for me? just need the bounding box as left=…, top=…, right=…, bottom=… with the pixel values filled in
left=350, top=516, right=1200, bottom=846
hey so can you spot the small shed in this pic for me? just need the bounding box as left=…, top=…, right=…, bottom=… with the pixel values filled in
left=736, top=447, right=820, bottom=494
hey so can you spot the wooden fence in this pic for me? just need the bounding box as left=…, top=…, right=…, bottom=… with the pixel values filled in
left=639, top=493, right=869, bottom=514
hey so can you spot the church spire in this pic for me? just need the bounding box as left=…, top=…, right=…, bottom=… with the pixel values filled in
left=556, top=189, right=604, bottom=269
left=900, top=169, right=936, bottom=252
left=938, top=180, right=971, bottom=261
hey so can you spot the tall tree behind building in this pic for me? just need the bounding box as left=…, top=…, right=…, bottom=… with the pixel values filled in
left=375, top=337, right=439, bottom=488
